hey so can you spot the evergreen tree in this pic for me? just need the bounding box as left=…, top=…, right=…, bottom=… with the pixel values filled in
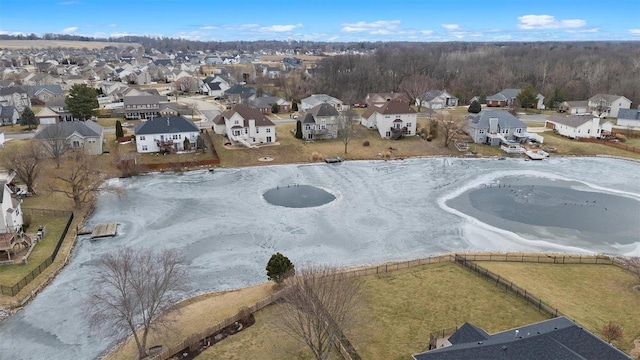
left=546, top=88, right=566, bottom=110
left=66, top=84, right=98, bottom=120
left=21, top=107, right=37, bottom=129
left=115, top=120, right=124, bottom=138
left=292, top=101, right=298, bottom=112
left=183, top=137, right=191, bottom=151
left=468, top=100, right=481, bottom=113
left=271, top=103, right=279, bottom=114
left=295, top=120, right=303, bottom=139
left=266, top=252, right=295, bottom=284
left=516, top=85, right=538, bottom=110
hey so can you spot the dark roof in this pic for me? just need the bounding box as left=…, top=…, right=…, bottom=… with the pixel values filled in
left=124, top=95, right=162, bottom=105
left=467, top=110, right=526, bottom=129
left=251, top=96, right=283, bottom=109
left=447, top=323, right=489, bottom=345
left=302, top=113, right=315, bottom=124
left=134, top=116, right=198, bottom=135
left=33, top=85, right=63, bottom=96
left=414, top=317, right=631, bottom=360
left=618, top=108, right=640, bottom=120
left=34, top=121, right=103, bottom=140
left=362, top=100, right=416, bottom=118
left=308, top=103, right=339, bottom=117
left=0, top=105, right=17, bottom=118
left=212, top=104, right=274, bottom=127
left=225, top=84, right=256, bottom=95
left=0, top=86, right=26, bottom=96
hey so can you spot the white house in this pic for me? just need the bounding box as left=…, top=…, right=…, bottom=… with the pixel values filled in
left=134, top=116, right=200, bottom=153
left=588, top=94, right=632, bottom=118
left=617, top=107, right=640, bottom=128
left=417, top=90, right=458, bottom=109
left=0, top=130, right=4, bottom=148
left=300, top=94, right=345, bottom=112
left=546, top=114, right=613, bottom=139
left=0, top=174, right=23, bottom=234
left=212, top=104, right=276, bottom=147
left=360, top=100, right=417, bottom=139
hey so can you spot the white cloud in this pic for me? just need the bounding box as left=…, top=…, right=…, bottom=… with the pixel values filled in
left=566, top=27, right=599, bottom=33
left=341, top=20, right=401, bottom=33
left=517, top=15, right=586, bottom=30
left=200, top=25, right=216, bottom=30
left=107, top=24, right=118, bottom=28
left=260, top=24, right=302, bottom=32
left=629, top=29, right=640, bottom=35
left=62, top=26, right=78, bottom=34
left=420, top=30, right=434, bottom=35
left=441, top=24, right=460, bottom=31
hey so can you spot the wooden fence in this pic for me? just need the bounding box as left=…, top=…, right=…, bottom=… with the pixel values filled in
left=578, top=138, right=640, bottom=153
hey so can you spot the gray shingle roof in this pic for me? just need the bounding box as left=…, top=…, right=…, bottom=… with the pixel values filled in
left=467, top=110, right=526, bottom=129
left=34, top=121, right=103, bottom=140
left=124, top=95, right=162, bottom=105
left=307, top=103, right=339, bottom=117
left=134, top=116, right=198, bottom=135
left=211, top=104, right=274, bottom=127
left=0, top=105, right=17, bottom=118
left=302, top=94, right=342, bottom=107
left=547, top=114, right=596, bottom=128
left=250, top=96, right=282, bottom=109
left=618, top=108, right=640, bottom=120
left=414, top=317, right=631, bottom=360
left=0, top=86, right=26, bottom=96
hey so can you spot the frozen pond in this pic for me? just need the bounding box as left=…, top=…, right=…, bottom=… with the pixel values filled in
left=0, top=157, right=639, bottom=359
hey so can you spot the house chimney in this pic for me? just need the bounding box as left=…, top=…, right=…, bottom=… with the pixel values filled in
left=166, top=117, right=170, bottom=127
left=489, top=117, right=498, bottom=133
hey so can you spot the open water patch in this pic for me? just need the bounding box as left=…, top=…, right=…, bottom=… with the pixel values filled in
left=263, top=184, right=336, bottom=208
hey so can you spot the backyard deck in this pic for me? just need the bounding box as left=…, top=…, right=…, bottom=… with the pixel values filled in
left=91, top=223, right=118, bottom=239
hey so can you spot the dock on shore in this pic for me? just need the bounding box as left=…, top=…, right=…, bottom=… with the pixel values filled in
left=90, top=223, right=118, bottom=239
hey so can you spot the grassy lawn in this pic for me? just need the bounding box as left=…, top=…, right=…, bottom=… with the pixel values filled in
left=542, top=131, right=640, bottom=160
left=0, top=124, right=38, bottom=134
left=624, top=137, right=640, bottom=148
left=0, top=212, right=69, bottom=285
left=478, top=262, right=640, bottom=352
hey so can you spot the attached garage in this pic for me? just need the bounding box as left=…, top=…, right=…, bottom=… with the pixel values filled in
left=35, top=107, right=60, bottom=125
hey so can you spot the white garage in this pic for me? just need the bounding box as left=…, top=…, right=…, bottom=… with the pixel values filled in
left=35, top=107, right=59, bottom=125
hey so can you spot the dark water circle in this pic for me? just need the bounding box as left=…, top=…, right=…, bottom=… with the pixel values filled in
left=263, top=185, right=336, bottom=208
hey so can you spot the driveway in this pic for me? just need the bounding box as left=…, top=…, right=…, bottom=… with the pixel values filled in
left=177, top=97, right=223, bottom=127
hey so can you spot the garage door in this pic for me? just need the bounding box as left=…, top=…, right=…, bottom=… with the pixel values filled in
left=39, top=117, right=56, bottom=124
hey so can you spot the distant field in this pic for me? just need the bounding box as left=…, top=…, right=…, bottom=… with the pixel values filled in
left=260, top=54, right=327, bottom=63
left=0, top=40, right=140, bottom=50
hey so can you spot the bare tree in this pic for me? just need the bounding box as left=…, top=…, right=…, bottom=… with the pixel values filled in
left=399, top=74, right=434, bottom=112
left=87, top=247, right=187, bottom=360
left=601, top=322, right=623, bottom=344
left=0, top=141, right=42, bottom=194
left=36, top=123, right=70, bottom=168
left=338, top=108, right=358, bottom=154
left=436, top=112, right=464, bottom=148
left=275, top=265, right=362, bottom=360
left=49, top=150, right=116, bottom=208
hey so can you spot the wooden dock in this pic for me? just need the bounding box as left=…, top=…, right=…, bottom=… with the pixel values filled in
left=91, top=223, right=118, bottom=239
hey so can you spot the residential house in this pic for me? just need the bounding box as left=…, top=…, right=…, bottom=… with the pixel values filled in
left=1, top=176, right=23, bottom=234
left=546, top=114, right=613, bottom=139
left=588, top=94, right=632, bottom=118
left=300, top=94, right=345, bottom=112
left=202, top=75, right=230, bottom=97
left=417, top=90, right=459, bottom=109
left=0, top=87, right=31, bottom=112
left=212, top=104, right=276, bottom=147
left=486, top=88, right=544, bottom=109
left=250, top=96, right=291, bottom=114
left=617, top=107, right=640, bottom=128
left=31, top=85, right=64, bottom=102
left=262, top=65, right=282, bottom=80
left=557, top=100, right=589, bottom=115
left=364, top=92, right=410, bottom=107
left=465, top=110, right=530, bottom=145
left=0, top=105, right=19, bottom=126
left=33, top=120, right=104, bottom=155
left=301, top=103, right=340, bottom=140
left=224, top=84, right=257, bottom=104
left=134, top=116, right=200, bottom=153
left=158, top=103, right=181, bottom=118
left=413, top=317, right=631, bottom=360
left=0, top=130, right=4, bottom=147
left=360, top=100, right=417, bottom=139
left=124, top=94, right=162, bottom=120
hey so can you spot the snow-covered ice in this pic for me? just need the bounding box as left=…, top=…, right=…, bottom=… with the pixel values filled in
left=0, top=157, right=639, bottom=359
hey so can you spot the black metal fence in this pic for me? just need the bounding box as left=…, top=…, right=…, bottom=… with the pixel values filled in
left=0, top=212, right=74, bottom=296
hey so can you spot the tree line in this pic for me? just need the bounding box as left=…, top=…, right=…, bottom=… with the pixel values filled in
left=312, top=42, right=640, bottom=107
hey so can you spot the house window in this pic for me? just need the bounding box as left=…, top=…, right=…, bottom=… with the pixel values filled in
left=479, top=129, right=485, bottom=134
left=305, top=125, right=310, bottom=130
left=245, top=128, right=248, bottom=134
left=588, top=129, right=591, bottom=134
left=142, top=145, right=148, bottom=151
left=386, top=131, right=391, bottom=137
left=406, top=123, right=412, bottom=129
left=266, top=136, right=272, bottom=142
left=72, top=140, right=80, bottom=148
left=140, top=136, right=145, bottom=140
left=233, top=130, right=240, bottom=136
left=266, top=128, right=271, bottom=133
left=234, top=120, right=239, bottom=125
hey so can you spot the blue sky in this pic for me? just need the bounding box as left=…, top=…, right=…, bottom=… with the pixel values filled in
left=1, top=0, right=639, bottom=42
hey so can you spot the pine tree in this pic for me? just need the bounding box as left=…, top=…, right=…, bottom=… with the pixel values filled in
left=295, top=120, right=303, bottom=139
left=115, top=120, right=124, bottom=138
left=292, top=101, right=298, bottom=112
left=21, top=107, right=38, bottom=129
left=266, top=252, right=295, bottom=284
left=468, top=100, right=481, bottom=113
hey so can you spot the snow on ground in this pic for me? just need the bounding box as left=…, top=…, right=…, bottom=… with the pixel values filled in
left=0, top=157, right=639, bottom=359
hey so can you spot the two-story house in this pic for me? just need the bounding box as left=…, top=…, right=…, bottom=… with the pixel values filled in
left=224, top=84, right=257, bottom=104
left=0, top=87, right=31, bottom=112
left=301, top=103, right=340, bottom=140
left=124, top=94, right=162, bottom=120
left=134, top=116, right=200, bottom=153
left=360, top=100, right=417, bottom=139
left=0, top=105, right=19, bottom=126
left=212, top=104, right=276, bottom=147
left=588, top=94, right=632, bottom=118
left=546, top=114, right=613, bottom=139
left=1, top=173, right=23, bottom=233
left=465, top=110, right=530, bottom=145
left=35, top=96, right=74, bottom=124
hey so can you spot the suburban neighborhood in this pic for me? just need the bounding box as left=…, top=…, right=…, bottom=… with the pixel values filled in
left=0, top=9, right=639, bottom=360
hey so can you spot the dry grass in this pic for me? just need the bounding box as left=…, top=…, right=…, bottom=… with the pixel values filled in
left=0, top=40, right=140, bottom=50
left=478, top=262, right=640, bottom=352
left=104, top=283, right=277, bottom=360
left=542, top=132, right=640, bottom=160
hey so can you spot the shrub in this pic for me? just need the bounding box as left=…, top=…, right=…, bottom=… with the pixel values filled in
left=238, top=306, right=252, bottom=323
left=362, top=140, right=370, bottom=146
left=311, top=151, right=323, bottom=161
left=614, top=133, right=627, bottom=142
left=381, top=151, right=391, bottom=159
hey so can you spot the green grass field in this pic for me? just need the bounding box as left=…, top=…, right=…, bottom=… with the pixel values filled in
left=478, top=262, right=640, bottom=352
left=0, top=212, right=69, bottom=285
